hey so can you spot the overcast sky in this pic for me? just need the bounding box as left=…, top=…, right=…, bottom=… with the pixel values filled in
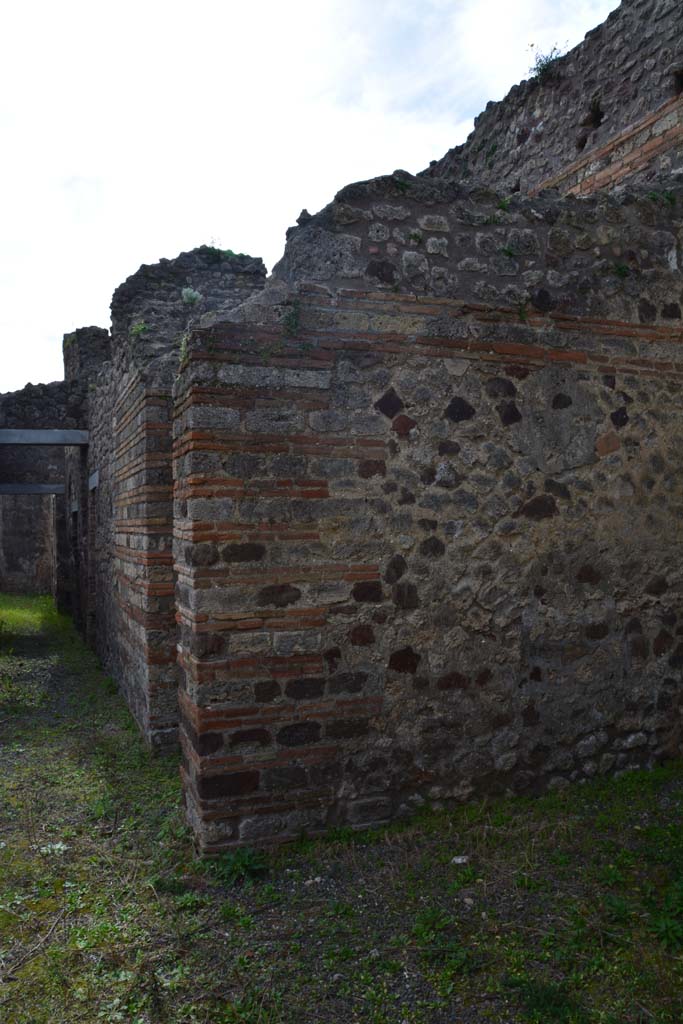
left=0, top=0, right=619, bottom=393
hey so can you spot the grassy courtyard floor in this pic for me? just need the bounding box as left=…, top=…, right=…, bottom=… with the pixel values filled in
left=1, top=593, right=682, bottom=1023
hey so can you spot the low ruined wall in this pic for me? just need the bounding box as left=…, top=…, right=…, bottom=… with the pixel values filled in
left=173, top=178, right=683, bottom=850
left=426, top=0, right=683, bottom=194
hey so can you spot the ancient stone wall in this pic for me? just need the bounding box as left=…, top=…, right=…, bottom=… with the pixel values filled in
left=0, top=381, right=86, bottom=600
left=80, top=247, right=268, bottom=747
left=425, top=0, right=683, bottom=195
left=0, top=495, right=55, bottom=594
left=3, top=0, right=682, bottom=851
left=63, top=326, right=111, bottom=385
left=173, top=178, right=683, bottom=850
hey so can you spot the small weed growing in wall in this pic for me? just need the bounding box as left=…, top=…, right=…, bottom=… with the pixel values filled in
left=648, top=190, right=676, bottom=207
left=613, top=262, right=630, bottom=279
left=260, top=340, right=286, bottom=365
left=181, top=286, right=203, bottom=305
left=517, top=300, right=528, bottom=323
left=497, top=197, right=512, bottom=212
left=528, top=43, right=566, bottom=84
left=501, top=245, right=517, bottom=260
left=200, top=244, right=248, bottom=264
left=282, top=299, right=301, bottom=338
left=409, top=231, right=423, bottom=244
left=129, top=320, right=149, bottom=337
left=392, top=176, right=411, bottom=194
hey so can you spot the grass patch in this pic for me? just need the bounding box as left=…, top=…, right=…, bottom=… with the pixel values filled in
left=2, top=594, right=683, bottom=1021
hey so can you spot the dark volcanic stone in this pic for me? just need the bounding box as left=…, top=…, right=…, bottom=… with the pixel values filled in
left=498, top=401, right=522, bottom=426
left=358, top=459, right=386, bottom=478
left=329, top=671, right=367, bottom=694
left=366, top=259, right=398, bottom=284
left=577, top=564, right=602, bottom=584
left=530, top=287, right=554, bottom=312
left=187, top=542, right=218, bottom=567
left=230, top=728, right=271, bottom=747
left=631, top=635, right=650, bottom=660
left=198, top=771, right=260, bottom=800
left=352, top=580, right=383, bottom=603
left=285, top=677, right=326, bottom=700
left=444, top=396, right=476, bottom=422
left=257, top=584, right=301, bottom=607
left=327, top=718, right=371, bottom=739
left=277, top=722, right=322, bottom=746
left=638, top=298, right=657, bottom=323
left=485, top=377, right=517, bottom=398
left=255, top=680, right=281, bottom=702
left=545, top=479, right=571, bottom=500
left=374, top=387, right=404, bottom=419
left=516, top=495, right=558, bottom=519
left=552, top=393, right=572, bottom=409
left=187, top=728, right=223, bottom=756
left=384, top=554, right=407, bottom=583
left=611, top=407, right=629, bottom=429
left=419, top=536, right=446, bottom=558
left=388, top=646, right=421, bottom=673
left=392, top=414, right=418, bottom=436
left=398, top=487, right=416, bottom=504
left=654, top=630, right=674, bottom=656
left=349, top=624, right=375, bottom=645
left=438, top=440, right=461, bottom=455
left=645, top=576, right=668, bottom=596
left=323, top=646, right=342, bottom=671
left=222, top=542, right=266, bottom=563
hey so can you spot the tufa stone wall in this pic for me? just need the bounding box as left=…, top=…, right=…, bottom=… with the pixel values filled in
left=0, top=495, right=56, bottom=595
left=425, top=0, right=683, bottom=195
left=172, top=178, right=683, bottom=850
left=0, top=381, right=87, bottom=601
left=80, top=247, right=268, bottom=746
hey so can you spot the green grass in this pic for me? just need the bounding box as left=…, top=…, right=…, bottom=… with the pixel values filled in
left=1, top=594, right=683, bottom=1022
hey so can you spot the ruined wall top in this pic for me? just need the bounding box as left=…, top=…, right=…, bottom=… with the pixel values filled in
left=0, top=380, right=85, bottom=430
left=234, top=173, right=683, bottom=330
left=62, top=326, right=111, bottom=385
left=424, top=0, right=683, bottom=193
left=110, top=246, right=266, bottom=382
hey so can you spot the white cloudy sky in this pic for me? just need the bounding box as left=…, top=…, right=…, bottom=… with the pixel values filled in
left=0, top=0, right=619, bottom=393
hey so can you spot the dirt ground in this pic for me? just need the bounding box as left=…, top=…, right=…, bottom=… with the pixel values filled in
left=1, top=593, right=683, bottom=1024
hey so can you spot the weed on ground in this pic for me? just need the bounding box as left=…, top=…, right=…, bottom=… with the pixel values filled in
left=1, top=594, right=683, bottom=1022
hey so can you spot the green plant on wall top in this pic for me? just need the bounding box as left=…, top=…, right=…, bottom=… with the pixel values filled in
left=528, top=43, right=566, bottom=84
left=129, top=320, right=149, bottom=338
left=199, top=244, right=248, bottom=264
